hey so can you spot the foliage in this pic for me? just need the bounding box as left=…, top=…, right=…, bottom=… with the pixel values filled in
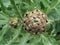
left=0, top=0, right=60, bottom=45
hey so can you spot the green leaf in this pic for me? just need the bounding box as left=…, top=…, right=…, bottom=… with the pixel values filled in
left=18, top=33, right=30, bottom=45
left=0, top=24, right=9, bottom=41
left=5, top=24, right=22, bottom=45
left=0, top=20, right=8, bottom=25
left=10, top=0, right=22, bottom=19
left=41, top=34, right=58, bottom=45
left=47, top=9, right=60, bottom=32
left=41, top=0, right=50, bottom=8
left=54, top=3, right=60, bottom=15
left=50, top=0, right=58, bottom=7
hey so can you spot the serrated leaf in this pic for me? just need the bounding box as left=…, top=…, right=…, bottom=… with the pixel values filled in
left=41, top=0, right=50, bottom=8
left=0, top=20, right=8, bottom=25
left=47, top=9, right=60, bottom=32
left=50, top=0, right=58, bottom=7
left=10, top=0, right=22, bottom=19
left=0, top=24, right=9, bottom=42
left=5, top=24, right=22, bottom=45
left=41, top=34, right=58, bottom=45
left=55, top=3, right=60, bottom=15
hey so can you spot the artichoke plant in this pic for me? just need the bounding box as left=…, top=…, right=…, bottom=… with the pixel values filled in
left=0, top=0, right=60, bottom=45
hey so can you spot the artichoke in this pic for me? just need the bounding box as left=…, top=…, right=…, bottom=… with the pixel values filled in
left=23, top=9, right=48, bottom=34
left=9, top=17, right=19, bottom=28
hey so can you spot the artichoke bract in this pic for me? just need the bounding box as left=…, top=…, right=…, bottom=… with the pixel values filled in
left=23, top=9, right=48, bottom=34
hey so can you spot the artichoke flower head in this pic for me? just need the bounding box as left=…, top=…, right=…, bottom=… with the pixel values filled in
left=23, top=9, right=48, bottom=34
